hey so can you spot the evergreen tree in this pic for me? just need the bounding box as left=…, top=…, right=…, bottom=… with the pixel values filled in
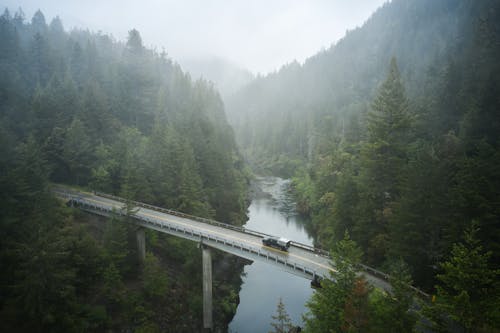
left=89, top=142, right=114, bottom=192
left=30, top=32, right=52, bottom=85
left=356, top=57, right=412, bottom=264
left=0, top=6, right=249, bottom=332
left=386, top=259, right=417, bottom=332
left=80, top=79, right=113, bottom=141
left=303, top=231, right=364, bottom=333
left=103, top=215, right=129, bottom=275
left=342, top=279, right=371, bottom=332
left=142, top=252, right=169, bottom=299
left=175, top=139, right=212, bottom=217
left=126, top=29, right=144, bottom=55
left=423, top=223, right=500, bottom=332
left=62, top=117, right=93, bottom=185
left=269, top=298, right=293, bottom=333
left=102, top=262, right=125, bottom=308
left=31, top=9, right=47, bottom=35
left=388, top=135, right=461, bottom=288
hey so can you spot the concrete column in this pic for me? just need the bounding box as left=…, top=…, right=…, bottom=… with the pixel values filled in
left=136, top=228, right=146, bottom=263
left=202, top=246, right=213, bottom=330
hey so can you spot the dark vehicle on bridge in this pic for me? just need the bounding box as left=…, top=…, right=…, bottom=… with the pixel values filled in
left=262, top=237, right=291, bottom=251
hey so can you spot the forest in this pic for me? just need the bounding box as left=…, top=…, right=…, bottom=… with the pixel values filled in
left=1, top=0, right=500, bottom=332
left=227, top=0, right=499, bottom=331
left=0, top=8, right=249, bottom=332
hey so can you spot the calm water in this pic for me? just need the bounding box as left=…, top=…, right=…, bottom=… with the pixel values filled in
left=228, top=177, right=314, bottom=333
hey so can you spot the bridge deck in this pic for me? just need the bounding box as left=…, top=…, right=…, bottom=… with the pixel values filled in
left=54, top=186, right=427, bottom=297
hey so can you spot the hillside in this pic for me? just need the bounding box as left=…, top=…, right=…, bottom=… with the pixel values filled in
left=226, top=0, right=498, bottom=174
left=179, top=56, right=254, bottom=99
left=1, top=2, right=499, bottom=332
left=0, top=9, right=248, bottom=332
left=226, top=0, right=500, bottom=297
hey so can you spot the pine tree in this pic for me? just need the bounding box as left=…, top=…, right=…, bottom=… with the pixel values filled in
left=388, top=135, right=461, bottom=288
left=103, top=215, right=129, bottom=275
left=386, top=259, right=417, bottom=332
left=356, top=57, right=413, bottom=264
left=303, top=231, right=364, bottom=333
left=126, top=29, right=144, bottom=55
left=175, top=139, right=212, bottom=217
left=62, top=118, right=93, bottom=185
left=81, top=79, right=113, bottom=141
left=142, top=252, right=169, bottom=299
left=269, top=298, right=293, bottom=333
left=423, top=222, right=500, bottom=332
left=342, top=279, right=371, bottom=332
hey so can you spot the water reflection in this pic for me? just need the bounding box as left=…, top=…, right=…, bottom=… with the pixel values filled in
left=228, top=177, right=314, bottom=333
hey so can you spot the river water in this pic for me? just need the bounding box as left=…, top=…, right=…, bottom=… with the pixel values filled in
left=228, top=176, right=314, bottom=333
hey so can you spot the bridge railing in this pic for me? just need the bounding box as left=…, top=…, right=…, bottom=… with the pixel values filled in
left=290, top=241, right=330, bottom=258
left=56, top=187, right=430, bottom=298
left=94, top=191, right=333, bottom=257
left=93, top=190, right=280, bottom=238
left=70, top=195, right=319, bottom=280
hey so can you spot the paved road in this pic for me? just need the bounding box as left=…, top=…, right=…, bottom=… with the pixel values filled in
left=55, top=186, right=423, bottom=296
left=72, top=190, right=335, bottom=277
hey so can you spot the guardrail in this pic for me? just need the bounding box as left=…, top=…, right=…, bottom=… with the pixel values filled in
left=69, top=195, right=318, bottom=279
left=94, top=190, right=273, bottom=236
left=54, top=186, right=430, bottom=298
left=93, top=191, right=333, bottom=258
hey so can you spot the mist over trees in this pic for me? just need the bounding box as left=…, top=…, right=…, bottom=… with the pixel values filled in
left=227, top=0, right=500, bottom=278
left=1, top=0, right=500, bottom=331
left=179, top=56, right=254, bottom=100
left=226, top=0, right=500, bottom=331
left=0, top=8, right=249, bottom=332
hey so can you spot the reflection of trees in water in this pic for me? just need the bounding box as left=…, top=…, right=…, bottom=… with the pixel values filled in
left=254, top=176, right=316, bottom=237
left=258, top=177, right=294, bottom=215
left=277, top=181, right=297, bottom=219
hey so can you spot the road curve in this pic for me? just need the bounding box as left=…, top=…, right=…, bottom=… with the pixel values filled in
left=53, top=185, right=428, bottom=298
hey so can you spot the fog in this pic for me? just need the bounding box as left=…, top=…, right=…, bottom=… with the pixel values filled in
left=3, top=0, right=386, bottom=74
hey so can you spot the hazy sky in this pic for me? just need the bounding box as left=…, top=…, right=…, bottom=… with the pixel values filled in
left=3, top=0, right=387, bottom=74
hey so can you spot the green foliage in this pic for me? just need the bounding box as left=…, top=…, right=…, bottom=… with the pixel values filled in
left=103, top=215, right=130, bottom=274
left=364, top=57, right=412, bottom=200
left=0, top=6, right=248, bottom=225
left=355, top=58, right=412, bottom=264
left=269, top=298, right=293, bottom=333
left=0, top=8, right=248, bottom=332
left=289, top=0, right=500, bottom=298
left=230, top=0, right=500, bottom=299
left=423, top=223, right=500, bottom=332
left=103, top=262, right=125, bottom=306
left=383, top=259, right=417, bottom=332
left=304, top=235, right=418, bottom=333
left=303, top=232, right=364, bottom=333
left=63, top=118, right=93, bottom=185
left=142, top=252, right=169, bottom=299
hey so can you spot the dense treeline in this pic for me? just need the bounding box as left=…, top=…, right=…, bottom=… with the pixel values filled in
left=293, top=0, right=500, bottom=288
left=300, top=226, right=499, bottom=333
left=227, top=0, right=500, bottom=331
left=228, top=0, right=499, bottom=286
left=0, top=8, right=248, bottom=332
left=226, top=0, right=499, bottom=177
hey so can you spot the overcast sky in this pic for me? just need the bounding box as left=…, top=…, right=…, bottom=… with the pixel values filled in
left=3, top=0, right=387, bottom=74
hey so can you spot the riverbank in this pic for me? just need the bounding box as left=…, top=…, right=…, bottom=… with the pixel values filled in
left=228, top=176, right=314, bottom=333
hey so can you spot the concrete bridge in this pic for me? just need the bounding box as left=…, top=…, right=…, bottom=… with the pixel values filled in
left=53, top=186, right=427, bottom=330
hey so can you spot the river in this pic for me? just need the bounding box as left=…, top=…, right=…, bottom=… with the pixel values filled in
left=228, top=176, right=314, bottom=333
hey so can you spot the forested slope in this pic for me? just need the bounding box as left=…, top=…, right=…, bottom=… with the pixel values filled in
left=0, top=9, right=248, bottom=332
left=226, top=0, right=497, bottom=175
left=226, top=0, right=500, bottom=297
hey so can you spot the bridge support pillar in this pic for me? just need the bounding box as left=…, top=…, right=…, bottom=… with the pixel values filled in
left=202, top=245, right=213, bottom=331
left=136, top=228, right=146, bottom=263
